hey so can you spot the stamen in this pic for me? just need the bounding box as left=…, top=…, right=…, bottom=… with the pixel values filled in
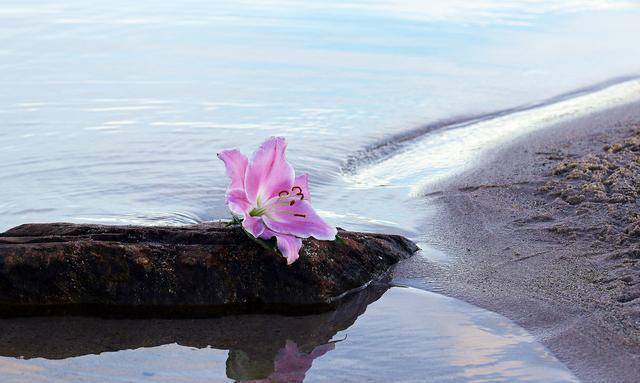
left=289, top=200, right=295, bottom=206
left=279, top=190, right=289, bottom=197
left=291, top=185, right=304, bottom=200
left=249, top=207, right=267, bottom=217
left=294, top=213, right=306, bottom=218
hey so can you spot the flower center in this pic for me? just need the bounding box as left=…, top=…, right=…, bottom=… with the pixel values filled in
left=249, top=207, right=267, bottom=217
left=249, top=185, right=306, bottom=218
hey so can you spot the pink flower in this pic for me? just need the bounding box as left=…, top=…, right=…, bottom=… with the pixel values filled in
left=239, top=340, right=335, bottom=383
left=270, top=340, right=335, bottom=382
left=217, top=137, right=337, bottom=264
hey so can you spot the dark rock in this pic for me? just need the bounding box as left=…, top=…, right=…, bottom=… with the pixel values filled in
left=0, top=222, right=417, bottom=317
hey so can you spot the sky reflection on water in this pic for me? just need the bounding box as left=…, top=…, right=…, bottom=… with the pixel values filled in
left=0, top=287, right=577, bottom=382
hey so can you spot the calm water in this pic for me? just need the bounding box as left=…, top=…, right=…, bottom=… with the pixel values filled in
left=0, top=287, right=577, bottom=383
left=1, top=1, right=640, bottom=381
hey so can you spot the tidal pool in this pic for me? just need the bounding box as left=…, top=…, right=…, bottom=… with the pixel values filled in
left=0, top=286, right=576, bottom=382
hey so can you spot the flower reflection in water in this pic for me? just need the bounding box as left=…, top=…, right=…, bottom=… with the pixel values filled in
left=231, top=340, right=335, bottom=383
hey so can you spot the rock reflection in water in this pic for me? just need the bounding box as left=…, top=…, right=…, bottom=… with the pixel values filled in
left=0, top=283, right=386, bottom=382
left=0, top=285, right=578, bottom=382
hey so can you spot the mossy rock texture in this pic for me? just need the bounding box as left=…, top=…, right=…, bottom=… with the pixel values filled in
left=0, top=222, right=417, bottom=317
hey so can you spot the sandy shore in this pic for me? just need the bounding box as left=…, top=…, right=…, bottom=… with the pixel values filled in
left=397, top=101, right=640, bottom=382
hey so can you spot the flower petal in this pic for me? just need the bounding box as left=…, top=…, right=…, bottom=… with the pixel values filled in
left=293, top=173, right=310, bottom=202
left=244, top=137, right=295, bottom=206
left=260, top=229, right=302, bottom=265
left=226, top=188, right=251, bottom=216
left=217, top=149, right=248, bottom=190
left=263, top=199, right=337, bottom=240
left=276, top=233, right=303, bottom=265
left=259, top=228, right=275, bottom=239
left=242, top=215, right=265, bottom=238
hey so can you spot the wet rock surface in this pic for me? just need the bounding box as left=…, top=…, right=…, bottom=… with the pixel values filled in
left=0, top=222, right=417, bottom=317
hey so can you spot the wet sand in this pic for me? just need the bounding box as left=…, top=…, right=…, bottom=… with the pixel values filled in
left=397, top=101, right=640, bottom=382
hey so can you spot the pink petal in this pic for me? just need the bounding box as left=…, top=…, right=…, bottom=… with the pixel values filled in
left=226, top=188, right=251, bottom=216
left=244, top=137, right=295, bottom=206
left=242, top=215, right=265, bottom=238
left=263, top=199, right=337, bottom=241
left=271, top=340, right=334, bottom=381
left=258, top=227, right=277, bottom=241
left=260, top=229, right=302, bottom=265
left=277, top=234, right=303, bottom=265
left=217, top=149, right=248, bottom=190
left=293, top=173, right=310, bottom=202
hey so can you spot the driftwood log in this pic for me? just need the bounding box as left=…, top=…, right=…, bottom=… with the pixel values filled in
left=0, top=222, right=417, bottom=317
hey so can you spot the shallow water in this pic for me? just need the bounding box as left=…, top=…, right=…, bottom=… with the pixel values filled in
left=1, top=1, right=640, bottom=381
left=0, top=287, right=577, bottom=383
left=1, top=0, right=639, bottom=233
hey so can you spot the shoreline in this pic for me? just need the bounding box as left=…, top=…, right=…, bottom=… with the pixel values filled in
left=396, top=101, right=640, bottom=382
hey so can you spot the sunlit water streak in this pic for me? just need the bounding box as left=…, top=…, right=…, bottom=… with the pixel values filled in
left=1, top=0, right=639, bottom=381
left=345, top=78, right=640, bottom=196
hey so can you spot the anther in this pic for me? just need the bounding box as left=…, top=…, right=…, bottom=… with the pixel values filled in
left=291, top=186, right=304, bottom=200
left=294, top=213, right=306, bottom=218
left=279, top=190, right=289, bottom=197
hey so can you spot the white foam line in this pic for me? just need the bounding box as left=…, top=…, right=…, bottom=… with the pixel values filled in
left=346, top=79, right=640, bottom=196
